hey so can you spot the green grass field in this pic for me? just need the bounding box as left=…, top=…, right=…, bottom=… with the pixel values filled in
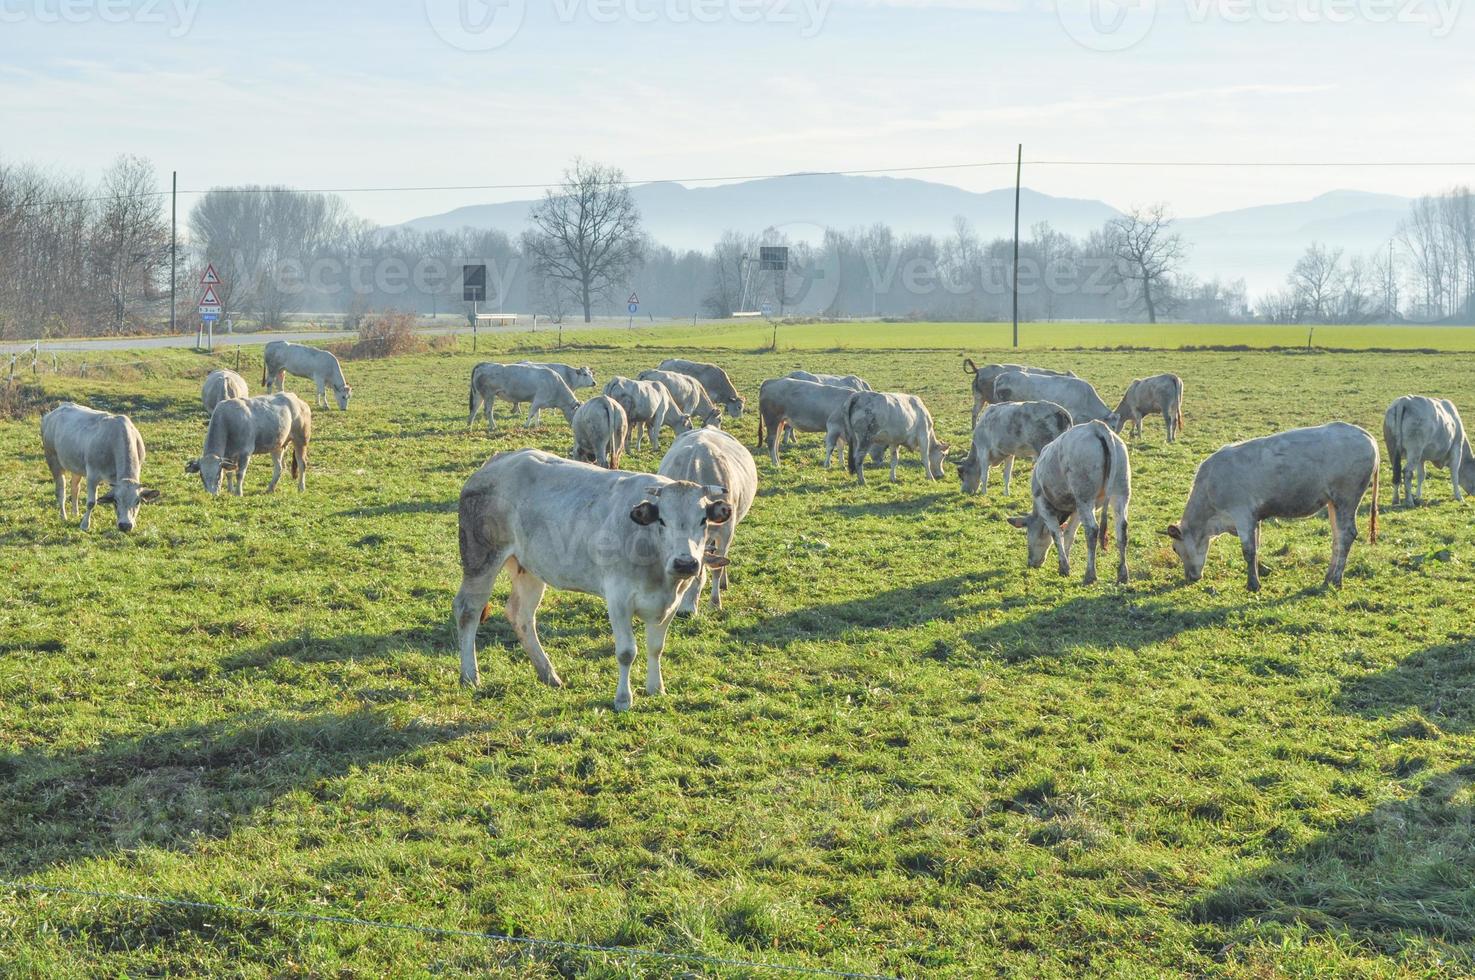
left=2, top=334, right=1474, bottom=977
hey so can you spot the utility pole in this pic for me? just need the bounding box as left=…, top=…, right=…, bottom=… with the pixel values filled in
left=1011, top=144, right=1022, bottom=349
left=169, top=170, right=177, bottom=334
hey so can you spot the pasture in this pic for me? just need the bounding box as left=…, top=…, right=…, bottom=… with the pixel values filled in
left=2, top=336, right=1474, bottom=977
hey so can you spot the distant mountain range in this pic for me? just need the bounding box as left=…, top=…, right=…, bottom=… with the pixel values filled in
left=396, top=175, right=1411, bottom=296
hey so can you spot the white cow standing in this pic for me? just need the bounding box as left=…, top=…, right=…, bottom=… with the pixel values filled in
left=186, top=392, right=312, bottom=496
left=571, top=395, right=629, bottom=469
left=841, top=390, right=949, bottom=486
left=638, top=368, right=722, bottom=428
left=263, top=341, right=352, bottom=410
left=1165, top=422, right=1378, bottom=592
left=40, top=403, right=161, bottom=532
left=467, top=362, right=581, bottom=432
left=658, top=428, right=758, bottom=615
left=1007, top=420, right=1132, bottom=585
left=1114, top=374, right=1185, bottom=443
left=956, top=400, right=1073, bottom=496
left=992, top=371, right=1122, bottom=431
left=963, top=360, right=1076, bottom=426
left=508, top=361, right=596, bottom=417
left=1384, top=395, right=1474, bottom=506
left=453, top=450, right=734, bottom=711
left=202, top=369, right=249, bottom=414
left=657, top=358, right=744, bottom=417
left=603, top=376, right=689, bottom=451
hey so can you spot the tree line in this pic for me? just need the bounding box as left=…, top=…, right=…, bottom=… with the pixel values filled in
left=1, top=154, right=1471, bottom=339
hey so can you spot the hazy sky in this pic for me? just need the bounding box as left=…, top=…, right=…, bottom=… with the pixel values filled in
left=3, top=0, right=1472, bottom=228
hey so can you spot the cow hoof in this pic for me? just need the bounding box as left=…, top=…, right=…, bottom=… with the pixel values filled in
left=1082, top=573, right=1098, bottom=586
left=612, top=698, right=632, bottom=713
left=538, top=671, right=565, bottom=689
left=459, top=672, right=480, bottom=688
left=1117, top=570, right=1129, bottom=585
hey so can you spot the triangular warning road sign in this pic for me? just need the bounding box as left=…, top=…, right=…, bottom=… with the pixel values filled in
left=200, top=263, right=221, bottom=286
left=627, top=292, right=639, bottom=305
left=200, top=284, right=221, bottom=306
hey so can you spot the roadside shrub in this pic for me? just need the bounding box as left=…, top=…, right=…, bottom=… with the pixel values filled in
left=326, top=311, right=427, bottom=361
left=0, top=381, right=48, bottom=420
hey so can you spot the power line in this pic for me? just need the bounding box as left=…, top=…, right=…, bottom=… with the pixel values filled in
left=5, top=158, right=1474, bottom=213
left=1, top=880, right=901, bottom=979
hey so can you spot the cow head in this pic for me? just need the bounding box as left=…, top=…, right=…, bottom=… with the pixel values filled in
left=1007, top=513, right=1057, bottom=570
left=701, top=407, right=722, bottom=429
left=1103, top=411, right=1124, bottom=433
left=724, top=396, right=745, bottom=418
left=186, top=454, right=238, bottom=496
left=928, top=441, right=950, bottom=480
left=954, top=449, right=983, bottom=495
left=574, top=366, right=596, bottom=389
left=97, top=479, right=160, bottom=532
left=334, top=384, right=352, bottom=411
left=629, top=482, right=733, bottom=584
left=1163, top=523, right=1209, bottom=582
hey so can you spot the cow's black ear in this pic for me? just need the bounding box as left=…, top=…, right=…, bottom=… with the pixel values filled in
left=140, top=488, right=161, bottom=503
left=1164, top=524, right=1183, bottom=540
left=630, top=501, right=660, bottom=526
left=706, top=500, right=733, bottom=525
left=98, top=492, right=116, bottom=504
left=1006, top=515, right=1030, bottom=529
left=185, top=460, right=201, bottom=474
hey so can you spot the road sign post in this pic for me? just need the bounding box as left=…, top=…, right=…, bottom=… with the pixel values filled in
left=464, top=265, right=487, bottom=353
left=627, top=292, right=639, bottom=329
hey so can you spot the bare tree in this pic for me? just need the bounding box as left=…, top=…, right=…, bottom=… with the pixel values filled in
left=704, top=230, right=755, bottom=317
left=1104, top=204, right=1187, bottom=323
left=1287, top=242, right=1344, bottom=322
left=91, top=155, right=169, bottom=334
left=524, top=159, right=643, bottom=323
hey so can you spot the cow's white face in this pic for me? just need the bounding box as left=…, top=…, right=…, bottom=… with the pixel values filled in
left=574, top=367, right=595, bottom=389
left=929, top=441, right=950, bottom=479
left=1164, top=524, right=1209, bottom=581
left=629, top=482, right=732, bottom=584
left=724, top=397, right=745, bottom=418
left=956, top=452, right=983, bottom=494
left=1007, top=513, right=1056, bottom=569
left=334, top=384, right=352, bottom=410
left=97, top=479, right=159, bottom=532
left=186, top=454, right=237, bottom=496
left=1103, top=412, right=1124, bottom=433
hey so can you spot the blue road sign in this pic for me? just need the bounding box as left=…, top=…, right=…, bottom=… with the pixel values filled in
left=628, top=302, right=639, bottom=315
left=761, top=302, right=773, bottom=317
left=201, top=313, right=220, bottom=322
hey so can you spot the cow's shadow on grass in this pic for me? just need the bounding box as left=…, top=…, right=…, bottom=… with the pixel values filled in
left=819, top=491, right=953, bottom=518
left=0, top=709, right=474, bottom=878
left=220, top=623, right=449, bottom=671
left=1335, top=635, right=1475, bottom=735
left=332, top=499, right=456, bottom=519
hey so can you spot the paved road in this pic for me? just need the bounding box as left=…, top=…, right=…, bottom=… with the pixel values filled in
left=0, top=322, right=588, bottom=356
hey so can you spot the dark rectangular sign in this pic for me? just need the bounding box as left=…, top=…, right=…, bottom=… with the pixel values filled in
left=463, top=264, right=487, bottom=302
left=759, top=246, right=788, bottom=271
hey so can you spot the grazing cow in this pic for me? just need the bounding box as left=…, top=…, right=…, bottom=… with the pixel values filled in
left=40, top=403, right=160, bottom=532
left=1007, top=420, right=1131, bottom=585
left=1384, top=395, right=1475, bottom=505
left=657, top=358, right=744, bottom=417
left=841, top=390, right=948, bottom=486
left=658, top=428, right=759, bottom=615
left=186, top=392, right=312, bottom=496
left=956, top=400, right=1073, bottom=496
left=638, top=368, right=722, bottom=428
left=963, top=360, right=1076, bottom=425
left=756, top=377, right=884, bottom=468
left=572, top=395, right=629, bottom=469
left=509, top=361, right=595, bottom=416
left=453, top=449, right=734, bottom=711
left=993, top=371, right=1121, bottom=431
left=467, top=362, right=580, bottom=432
left=263, top=341, right=351, bottom=410
left=1115, top=374, right=1185, bottom=442
left=603, top=376, right=689, bottom=451
left=784, top=370, right=871, bottom=391
left=202, top=369, right=249, bottom=414
left=1164, top=422, right=1378, bottom=592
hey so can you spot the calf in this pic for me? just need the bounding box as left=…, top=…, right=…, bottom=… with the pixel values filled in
left=572, top=395, right=629, bottom=469
left=1384, top=395, right=1475, bottom=505
left=202, top=369, right=249, bottom=414
left=467, top=362, right=580, bottom=432
left=263, top=341, right=351, bottom=410
left=757, top=377, right=854, bottom=467
left=509, top=361, right=595, bottom=416
left=41, top=403, right=160, bottom=532
left=454, top=449, right=733, bottom=711
left=993, top=371, right=1121, bottom=431
left=1007, top=420, right=1131, bottom=585
left=603, top=376, right=689, bottom=451
left=956, top=400, right=1073, bottom=496
left=841, top=390, right=948, bottom=486
left=187, top=392, right=312, bottom=496
left=1164, top=422, right=1378, bottom=592
left=638, top=368, right=722, bottom=428
left=657, top=358, right=744, bottom=417
left=963, top=360, right=1075, bottom=425
left=658, top=428, right=758, bottom=614
left=1115, top=374, right=1185, bottom=442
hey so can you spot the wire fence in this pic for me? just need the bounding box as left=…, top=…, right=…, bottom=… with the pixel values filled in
left=0, top=880, right=903, bottom=979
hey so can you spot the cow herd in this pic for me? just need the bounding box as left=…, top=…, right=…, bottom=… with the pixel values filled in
left=30, top=340, right=1469, bottom=712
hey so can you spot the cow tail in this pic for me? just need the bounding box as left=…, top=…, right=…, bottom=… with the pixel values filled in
left=1174, top=375, right=1185, bottom=432
left=1370, top=460, right=1380, bottom=545
left=1389, top=399, right=1404, bottom=493
left=1096, top=427, right=1114, bottom=546
left=845, top=397, right=863, bottom=475
left=756, top=406, right=765, bottom=450
left=963, top=357, right=978, bottom=375
left=262, top=355, right=269, bottom=389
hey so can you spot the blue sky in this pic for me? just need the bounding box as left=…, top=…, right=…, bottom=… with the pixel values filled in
left=2, top=0, right=1472, bottom=227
